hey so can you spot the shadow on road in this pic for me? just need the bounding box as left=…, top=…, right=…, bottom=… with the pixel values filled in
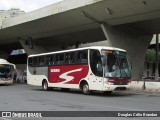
left=0, top=84, right=11, bottom=87
left=0, top=83, right=138, bottom=97
left=31, top=87, right=137, bottom=97
left=0, top=83, right=26, bottom=87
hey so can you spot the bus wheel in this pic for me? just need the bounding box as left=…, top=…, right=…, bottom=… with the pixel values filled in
left=82, top=83, right=90, bottom=95
left=103, top=91, right=112, bottom=95
left=42, top=80, right=51, bottom=91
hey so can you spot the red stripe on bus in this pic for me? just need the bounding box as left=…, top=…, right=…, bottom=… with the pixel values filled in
left=49, top=65, right=89, bottom=84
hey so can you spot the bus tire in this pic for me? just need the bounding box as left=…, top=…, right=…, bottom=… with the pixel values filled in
left=82, top=83, right=90, bottom=95
left=42, top=80, right=51, bottom=91
left=103, top=91, right=112, bottom=95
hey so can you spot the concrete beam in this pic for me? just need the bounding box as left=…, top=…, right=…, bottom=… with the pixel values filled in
left=19, top=39, right=48, bottom=55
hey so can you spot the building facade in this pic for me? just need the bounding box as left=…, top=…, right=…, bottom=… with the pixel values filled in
left=0, top=8, right=25, bottom=26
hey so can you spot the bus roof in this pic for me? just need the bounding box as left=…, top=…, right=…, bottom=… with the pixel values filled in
left=0, top=59, right=14, bottom=65
left=28, top=46, right=126, bottom=57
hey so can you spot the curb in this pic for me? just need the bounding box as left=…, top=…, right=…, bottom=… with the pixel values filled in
left=122, top=89, right=160, bottom=96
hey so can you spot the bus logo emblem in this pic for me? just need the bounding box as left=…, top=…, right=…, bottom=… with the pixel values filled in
left=51, top=69, right=60, bottom=73
left=59, top=68, right=82, bottom=83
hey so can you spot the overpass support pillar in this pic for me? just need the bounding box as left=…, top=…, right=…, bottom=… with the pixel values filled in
left=0, top=50, right=9, bottom=59
left=101, top=23, right=153, bottom=80
left=19, top=39, right=48, bottom=55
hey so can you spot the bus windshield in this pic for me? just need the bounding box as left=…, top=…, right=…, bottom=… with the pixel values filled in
left=102, top=50, right=131, bottom=78
left=0, top=64, right=14, bottom=78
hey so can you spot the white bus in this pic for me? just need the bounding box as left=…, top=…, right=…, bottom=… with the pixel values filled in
left=0, top=59, right=16, bottom=84
left=27, top=46, right=131, bottom=95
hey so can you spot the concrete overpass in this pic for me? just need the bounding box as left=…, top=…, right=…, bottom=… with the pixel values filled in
left=0, top=0, right=160, bottom=80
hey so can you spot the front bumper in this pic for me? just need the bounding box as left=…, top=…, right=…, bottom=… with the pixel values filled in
left=0, top=79, right=13, bottom=84
left=103, top=84, right=130, bottom=91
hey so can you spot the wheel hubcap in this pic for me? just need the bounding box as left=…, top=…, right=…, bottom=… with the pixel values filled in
left=83, top=85, right=89, bottom=93
left=44, top=82, right=47, bottom=90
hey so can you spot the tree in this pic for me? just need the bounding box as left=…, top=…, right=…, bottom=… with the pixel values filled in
left=145, top=49, right=160, bottom=62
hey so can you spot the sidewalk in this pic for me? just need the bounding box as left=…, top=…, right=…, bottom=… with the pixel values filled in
left=128, top=80, right=160, bottom=95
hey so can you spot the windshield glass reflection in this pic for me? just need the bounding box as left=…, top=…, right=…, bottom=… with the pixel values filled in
left=102, top=50, right=131, bottom=78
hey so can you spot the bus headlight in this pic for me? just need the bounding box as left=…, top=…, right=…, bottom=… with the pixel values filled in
left=105, top=82, right=114, bottom=85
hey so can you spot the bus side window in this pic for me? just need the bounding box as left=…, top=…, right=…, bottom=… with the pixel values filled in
left=37, top=57, right=39, bottom=66
left=70, top=52, right=76, bottom=64
left=48, top=55, right=54, bottom=65
left=38, top=57, right=42, bottom=66
left=38, top=57, right=41, bottom=66
left=39, top=56, right=46, bottom=66
left=31, top=58, right=34, bottom=66
left=81, top=50, right=88, bottom=64
left=43, top=56, right=47, bottom=66
left=76, top=50, right=88, bottom=64
left=36, top=57, right=39, bottom=66
left=47, top=55, right=51, bottom=65
left=76, top=51, right=82, bottom=64
left=55, top=54, right=58, bottom=65
left=28, top=58, right=33, bottom=66
left=55, top=54, right=64, bottom=65
left=33, top=57, right=38, bottom=67
left=58, top=54, right=64, bottom=65
left=65, top=53, right=70, bottom=64
left=90, top=49, right=102, bottom=77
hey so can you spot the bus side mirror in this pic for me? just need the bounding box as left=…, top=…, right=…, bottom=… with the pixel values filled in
left=101, top=55, right=107, bottom=66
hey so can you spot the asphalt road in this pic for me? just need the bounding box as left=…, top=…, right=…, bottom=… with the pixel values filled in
left=0, top=84, right=160, bottom=120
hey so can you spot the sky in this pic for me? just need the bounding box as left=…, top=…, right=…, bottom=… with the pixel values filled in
left=0, top=0, right=63, bottom=12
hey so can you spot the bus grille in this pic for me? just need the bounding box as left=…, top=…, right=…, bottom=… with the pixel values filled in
left=114, top=82, right=128, bottom=85
left=115, top=87, right=127, bottom=91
